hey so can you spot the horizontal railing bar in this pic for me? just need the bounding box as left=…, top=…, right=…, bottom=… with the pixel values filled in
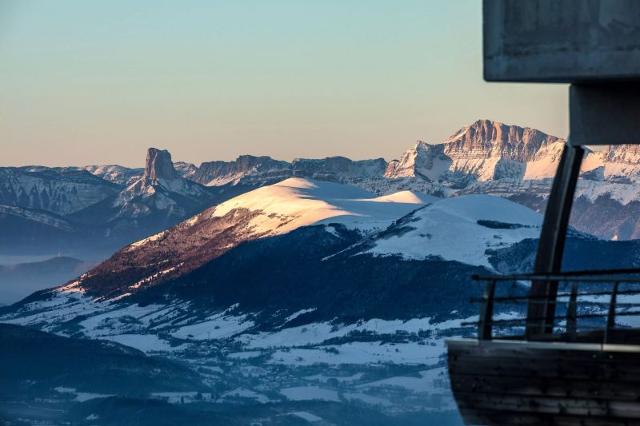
left=464, top=323, right=606, bottom=330
left=472, top=267, right=640, bottom=282
left=557, top=290, right=640, bottom=298
left=470, top=290, right=640, bottom=304
left=569, top=302, right=640, bottom=307
left=488, top=323, right=617, bottom=329
left=473, top=275, right=640, bottom=283
left=462, top=310, right=640, bottom=327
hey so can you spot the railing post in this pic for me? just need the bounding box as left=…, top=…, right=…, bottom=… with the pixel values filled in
left=604, top=281, right=619, bottom=344
left=566, top=282, right=578, bottom=340
left=479, top=280, right=496, bottom=340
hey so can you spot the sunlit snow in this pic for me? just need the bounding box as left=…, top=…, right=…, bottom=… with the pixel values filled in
left=366, top=194, right=542, bottom=267
left=208, top=177, right=433, bottom=235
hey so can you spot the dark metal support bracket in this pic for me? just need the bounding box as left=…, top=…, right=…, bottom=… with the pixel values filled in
left=526, top=143, right=584, bottom=338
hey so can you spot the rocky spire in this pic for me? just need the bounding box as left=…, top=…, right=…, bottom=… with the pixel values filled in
left=144, top=148, right=177, bottom=182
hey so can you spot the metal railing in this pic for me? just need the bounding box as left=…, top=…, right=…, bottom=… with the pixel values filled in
left=467, top=269, right=640, bottom=343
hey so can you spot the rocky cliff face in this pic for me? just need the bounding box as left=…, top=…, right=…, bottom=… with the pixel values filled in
left=385, top=120, right=566, bottom=182
left=190, top=155, right=388, bottom=187
left=384, top=120, right=640, bottom=185
left=443, top=119, right=562, bottom=162
left=292, top=156, right=387, bottom=181
left=192, top=155, right=291, bottom=186
left=0, top=167, right=120, bottom=216
left=597, top=145, right=640, bottom=180
left=144, top=148, right=178, bottom=183
left=114, top=148, right=216, bottom=219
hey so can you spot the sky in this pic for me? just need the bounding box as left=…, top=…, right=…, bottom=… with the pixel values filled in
left=0, top=0, right=569, bottom=167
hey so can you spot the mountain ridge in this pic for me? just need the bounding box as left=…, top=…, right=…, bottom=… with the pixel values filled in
left=5, top=118, right=640, bottom=259
left=59, top=177, right=433, bottom=299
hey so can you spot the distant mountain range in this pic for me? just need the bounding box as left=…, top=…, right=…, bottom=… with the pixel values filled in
left=3, top=119, right=640, bottom=261
left=0, top=148, right=226, bottom=257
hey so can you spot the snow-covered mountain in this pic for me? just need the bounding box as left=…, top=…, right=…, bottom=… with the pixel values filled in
left=0, top=182, right=542, bottom=416
left=68, top=149, right=222, bottom=254
left=0, top=181, right=543, bottom=346
left=385, top=120, right=576, bottom=183
left=382, top=119, right=640, bottom=186
left=377, top=120, right=640, bottom=240
left=7, top=118, right=640, bottom=265
left=7, top=118, right=640, bottom=249
left=0, top=166, right=120, bottom=215
left=73, top=122, right=640, bottom=194
left=60, top=178, right=434, bottom=299
left=352, top=195, right=542, bottom=267
left=443, top=119, right=567, bottom=181
left=112, top=148, right=215, bottom=220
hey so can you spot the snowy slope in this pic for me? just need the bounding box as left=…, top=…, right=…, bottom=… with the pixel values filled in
left=54, top=177, right=434, bottom=298
left=206, top=177, right=436, bottom=236
left=362, top=195, right=542, bottom=267
left=522, top=140, right=566, bottom=180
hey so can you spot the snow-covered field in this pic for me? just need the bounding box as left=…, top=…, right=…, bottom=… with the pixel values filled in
left=1, top=285, right=473, bottom=415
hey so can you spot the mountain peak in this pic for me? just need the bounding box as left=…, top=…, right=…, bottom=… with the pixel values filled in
left=443, top=119, right=563, bottom=161
left=144, top=148, right=177, bottom=182
left=384, top=120, right=566, bottom=182
left=445, top=119, right=511, bottom=144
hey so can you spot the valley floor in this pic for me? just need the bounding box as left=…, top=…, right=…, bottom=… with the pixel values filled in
left=0, top=294, right=478, bottom=425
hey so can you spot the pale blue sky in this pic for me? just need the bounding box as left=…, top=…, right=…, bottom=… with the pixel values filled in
left=0, top=0, right=568, bottom=167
